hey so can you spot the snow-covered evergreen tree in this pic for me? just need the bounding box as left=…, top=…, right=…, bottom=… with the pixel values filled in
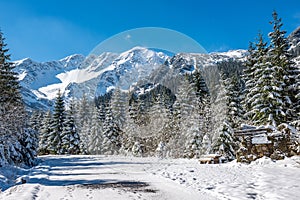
left=88, top=106, right=104, bottom=154
left=166, top=99, right=184, bottom=158
left=61, top=101, right=81, bottom=154
left=20, top=127, right=38, bottom=165
left=132, top=141, right=143, bottom=157
left=268, top=11, right=299, bottom=124
left=102, top=103, right=122, bottom=155
left=79, top=120, right=90, bottom=154
left=244, top=11, right=299, bottom=128
left=111, top=87, right=127, bottom=129
left=0, top=30, right=36, bottom=166
left=121, top=95, right=139, bottom=155
left=156, top=141, right=166, bottom=158
left=38, top=111, right=52, bottom=155
left=211, top=73, right=228, bottom=145
left=225, top=74, right=244, bottom=128
left=192, top=69, right=212, bottom=154
left=213, top=74, right=241, bottom=158
left=213, top=121, right=236, bottom=160
left=184, top=126, right=203, bottom=158
left=174, top=76, right=203, bottom=158
left=48, top=90, right=65, bottom=154
left=29, top=110, right=44, bottom=134
left=243, top=33, right=270, bottom=125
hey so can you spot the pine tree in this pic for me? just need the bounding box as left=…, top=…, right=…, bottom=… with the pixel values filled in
left=29, top=110, right=44, bottom=134
left=76, top=94, right=91, bottom=135
left=79, top=120, right=90, bottom=154
left=111, top=87, right=127, bottom=130
left=132, top=141, right=144, bottom=157
left=0, top=30, right=35, bottom=165
left=268, top=11, right=298, bottom=124
left=174, top=76, right=203, bottom=158
left=20, top=127, right=38, bottom=166
left=213, top=121, right=236, bottom=160
left=61, top=100, right=81, bottom=154
left=244, top=11, right=299, bottom=127
left=0, top=30, right=22, bottom=105
left=191, top=69, right=212, bottom=154
left=243, top=33, right=269, bottom=124
left=213, top=74, right=241, bottom=159
left=225, top=74, right=244, bottom=129
left=102, top=103, right=121, bottom=155
left=38, top=111, right=52, bottom=155
left=48, top=90, right=65, bottom=154
left=88, top=106, right=103, bottom=154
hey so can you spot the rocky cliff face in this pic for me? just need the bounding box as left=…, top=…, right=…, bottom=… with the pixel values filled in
left=289, top=26, right=300, bottom=57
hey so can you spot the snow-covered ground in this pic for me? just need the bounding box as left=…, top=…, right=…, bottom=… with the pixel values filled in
left=1, top=155, right=299, bottom=200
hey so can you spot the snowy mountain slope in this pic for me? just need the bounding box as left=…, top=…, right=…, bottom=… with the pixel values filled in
left=95, top=47, right=168, bottom=96
left=14, top=55, right=85, bottom=109
left=13, top=47, right=169, bottom=110
left=13, top=47, right=246, bottom=111
left=289, top=26, right=300, bottom=57
left=13, top=53, right=119, bottom=109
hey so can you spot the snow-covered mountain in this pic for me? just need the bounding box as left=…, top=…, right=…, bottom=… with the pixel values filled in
left=13, top=46, right=248, bottom=110
left=14, top=54, right=85, bottom=110
left=288, top=26, right=300, bottom=57
left=13, top=47, right=169, bottom=110
left=95, top=46, right=168, bottom=96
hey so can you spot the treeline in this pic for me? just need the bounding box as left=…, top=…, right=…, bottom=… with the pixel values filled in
left=35, top=69, right=213, bottom=158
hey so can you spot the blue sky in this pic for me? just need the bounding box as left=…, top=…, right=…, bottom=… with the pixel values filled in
left=1, top=0, right=300, bottom=61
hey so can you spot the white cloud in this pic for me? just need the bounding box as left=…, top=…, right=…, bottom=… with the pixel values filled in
left=125, top=34, right=131, bottom=40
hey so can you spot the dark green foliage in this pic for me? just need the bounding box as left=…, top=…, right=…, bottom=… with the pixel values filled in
left=243, top=11, right=299, bottom=127
left=213, top=74, right=241, bottom=159
left=0, top=30, right=36, bottom=166
left=62, top=101, right=81, bottom=154
left=102, top=104, right=122, bottom=154
left=38, top=111, right=52, bottom=155
left=48, top=90, right=65, bottom=154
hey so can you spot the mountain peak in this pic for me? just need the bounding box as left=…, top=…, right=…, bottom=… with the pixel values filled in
left=59, top=54, right=85, bottom=63
left=289, top=26, right=300, bottom=43
left=13, top=57, right=36, bottom=66
left=288, top=26, right=300, bottom=57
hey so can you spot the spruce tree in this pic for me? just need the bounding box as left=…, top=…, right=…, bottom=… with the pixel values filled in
left=20, top=127, right=38, bottom=166
left=243, top=33, right=269, bottom=124
left=225, top=74, right=244, bottom=128
left=0, top=30, right=34, bottom=165
left=102, top=103, right=121, bottom=155
left=38, top=111, right=52, bottom=155
left=0, top=30, right=22, bottom=105
left=62, top=100, right=81, bottom=154
left=214, top=74, right=241, bottom=159
left=111, top=87, right=127, bottom=129
left=48, top=90, right=65, bottom=154
left=268, top=11, right=298, bottom=124
left=88, top=106, right=103, bottom=154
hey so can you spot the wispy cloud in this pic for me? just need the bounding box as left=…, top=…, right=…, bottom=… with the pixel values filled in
left=208, top=44, right=231, bottom=53
left=125, top=34, right=131, bottom=40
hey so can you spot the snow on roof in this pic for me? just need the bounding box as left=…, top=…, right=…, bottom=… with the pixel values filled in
left=251, top=134, right=271, bottom=144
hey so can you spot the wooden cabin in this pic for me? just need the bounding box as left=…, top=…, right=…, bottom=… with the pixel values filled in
left=234, top=128, right=274, bottom=162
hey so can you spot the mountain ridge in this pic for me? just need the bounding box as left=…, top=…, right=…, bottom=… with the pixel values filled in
left=13, top=26, right=300, bottom=111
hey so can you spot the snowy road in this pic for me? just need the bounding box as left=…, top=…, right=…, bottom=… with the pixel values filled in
left=1, top=155, right=300, bottom=200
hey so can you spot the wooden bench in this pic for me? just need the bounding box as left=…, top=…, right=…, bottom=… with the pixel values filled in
left=199, top=154, right=222, bottom=164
